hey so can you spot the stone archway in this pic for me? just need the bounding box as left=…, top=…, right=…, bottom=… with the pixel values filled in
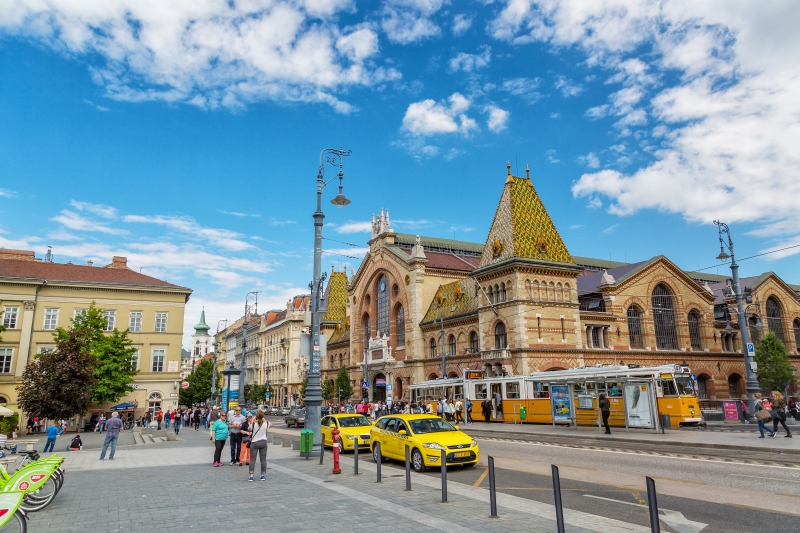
left=393, top=377, right=403, bottom=402
left=373, top=373, right=387, bottom=402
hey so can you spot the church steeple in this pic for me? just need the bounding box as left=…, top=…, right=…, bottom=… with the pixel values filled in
left=194, top=307, right=211, bottom=335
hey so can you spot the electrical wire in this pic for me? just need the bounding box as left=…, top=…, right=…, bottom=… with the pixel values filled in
left=322, top=237, right=361, bottom=247
left=693, top=243, right=800, bottom=272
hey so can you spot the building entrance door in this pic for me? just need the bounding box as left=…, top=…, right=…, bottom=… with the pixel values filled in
left=373, top=374, right=387, bottom=402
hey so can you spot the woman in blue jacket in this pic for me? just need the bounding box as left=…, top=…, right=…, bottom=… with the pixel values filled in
left=211, top=413, right=229, bottom=466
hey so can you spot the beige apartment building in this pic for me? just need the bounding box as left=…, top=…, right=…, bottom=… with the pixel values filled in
left=0, top=250, right=191, bottom=430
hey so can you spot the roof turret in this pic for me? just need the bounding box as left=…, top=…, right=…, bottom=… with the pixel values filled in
left=194, top=308, right=211, bottom=334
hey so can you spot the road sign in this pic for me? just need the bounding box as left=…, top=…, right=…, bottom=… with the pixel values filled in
left=361, top=381, right=369, bottom=388
left=747, top=342, right=755, bottom=355
left=387, top=384, right=393, bottom=392
left=265, top=391, right=270, bottom=401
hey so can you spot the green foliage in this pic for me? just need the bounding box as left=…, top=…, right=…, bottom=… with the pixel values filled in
left=91, top=329, right=139, bottom=404
left=300, top=376, right=308, bottom=400
left=244, top=383, right=268, bottom=404
left=179, top=359, right=218, bottom=406
left=321, top=378, right=334, bottom=401
left=755, top=332, right=795, bottom=392
left=0, top=414, right=18, bottom=436
left=334, top=366, right=353, bottom=403
left=0, top=310, right=6, bottom=344
left=17, top=329, right=97, bottom=420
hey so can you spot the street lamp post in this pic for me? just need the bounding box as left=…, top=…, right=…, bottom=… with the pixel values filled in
left=714, top=221, right=759, bottom=423
left=240, top=292, right=259, bottom=407
left=211, top=319, right=228, bottom=405
left=308, top=147, right=351, bottom=452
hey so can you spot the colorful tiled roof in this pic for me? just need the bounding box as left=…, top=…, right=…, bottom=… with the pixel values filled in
left=478, top=175, right=574, bottom=269
left=323, top=270, right=348, bottom=324
left=420, top=278, right=479, bottom=325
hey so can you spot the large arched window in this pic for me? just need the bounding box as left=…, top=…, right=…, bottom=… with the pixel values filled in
left=652, top=284, right=678, bottom=350
left=448, top=334, right=456, bottom=355
left=766, top=296, right=785, bottom=343
left=728, top=375, right=742, bottom=398
left=376, top=275, right=389, bottom=338
left=363, top=314, right=371, bottom=342
left=395, top=304, right=405, bottom=347
left=688, top=311, right=702, bottom=351
left=627, top=306, right=644, bottom=349
left=469, top=331, right=479, bottom=353
left=794, top=319, right=800, bottom=352
left=429, top=338, right=437, bottom=358
left=494, top=322, right=507, bottom=349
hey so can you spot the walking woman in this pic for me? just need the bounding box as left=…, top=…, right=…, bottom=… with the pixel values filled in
left=174, top=409, right=182, bottom=435
left=754, top=393, right=776, bottom=438
left=211, top=413, right=229, bottom=466
left=248, top=410, right=272, bottom=482
left=772, top=392, right=793, bottom=437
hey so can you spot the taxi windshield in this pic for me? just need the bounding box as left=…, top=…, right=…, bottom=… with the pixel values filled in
left=409, top=418, right=457, bottom=434
left=338, top=416, right=371, bottom=427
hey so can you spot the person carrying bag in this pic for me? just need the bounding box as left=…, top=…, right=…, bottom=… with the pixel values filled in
left=754, top=393, right=776, bottom=438
left=248, top=410, right=272, bottom=482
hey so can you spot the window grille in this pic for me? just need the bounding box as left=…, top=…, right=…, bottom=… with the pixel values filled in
left=469, top=331, right=478, bottom=352
left=429, top=338, right=437, bottom=358
left=395, top=305, right=405, bottom=346
left=376, top=275, right=389, bottom=338
left=766, top=296, right=785, bottom=343
left=627, top=306, right=644, bottom=348
left=494, top=322, right=507, bottom=349
left=794, top=319, right=800, bottom=351
left=448, top=335, right=456, bottom=355
left=688, top=311, right=702, bottom=350
left=651, top=284, right=678, bottom=349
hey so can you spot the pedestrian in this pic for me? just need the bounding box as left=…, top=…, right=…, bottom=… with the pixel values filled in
left=211, top=413, right=229, bottom=466
left=43, top=421, right=59, bottom=452
left=174, top=409, right=182, bottom=435
left=228, top=407, right=246, bottom=465
left=98, top=414, right=105, bottom=432
left=144, top=411, right=151, bottom=429
left=33, top=417, right=40, bottom=433
left=248, top=410, right=272, bottom=482
left=239, top=414, right=253, bottom=466
left=771, top=392, right=793, bottom=437
left=455, top=399, right=463, bottom=423
left=165, top=410, right=171, bottom=430
left=741, top=402, right=748, bottom=423
left=156, top=410, right=163, bottom=430
left=465, top=399, right=473, bottom=424
left=99, top=412, right=124, bottom=460
left=193, top=407, right=201, bottom=431
left=68, top=434, right=83, bottom=451
left=754, top=393, right=776, bottom=438
left=789, top=398, right=799, bottom=421
left=443, top=399, right=453, bottom=421
left=599, top=393, right=611, bottom=434
left=494, top=391, right=503, bottom=416
left=482, top=398, right=491, bottom=423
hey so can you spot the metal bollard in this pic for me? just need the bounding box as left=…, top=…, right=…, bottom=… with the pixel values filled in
left=353, top=437, right=359, bottom=475
left=646, top=476, right=661, bottom=533
left=376, top=443, right=382, bottom=483
left=440, top=448, right=448, bottom=502
left=552, top=465, right=565, bottom=533
left=405, top=444, right=411, bottom=491
left=488, top=456, right=498, bottom=518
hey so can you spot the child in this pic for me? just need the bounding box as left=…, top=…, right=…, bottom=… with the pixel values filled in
left=68, top=434, right=83, bottom=451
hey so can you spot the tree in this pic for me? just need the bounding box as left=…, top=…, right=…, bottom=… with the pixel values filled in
left=334, top=366, right=353, bottom=404
left=321, top=378, right=334, bottom=401
left=243, top=383, right=267, bottom=405
left=0, top=310, right=6, bottom=343
left=754, top=332, right=795, bottom=392
left=299, top=376, right=308, bottom=400
left=179, top=359, right=218, bottom=406
left=17, top=329, right=97, bottom=420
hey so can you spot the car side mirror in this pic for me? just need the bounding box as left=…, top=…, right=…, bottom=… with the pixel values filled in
left=398, top=429, right=407, bottom=436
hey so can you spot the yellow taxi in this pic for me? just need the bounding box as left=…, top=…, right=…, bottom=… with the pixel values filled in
left=320, top=414, right=373, bottom=452
left=370, top=414, right=479, bottom=472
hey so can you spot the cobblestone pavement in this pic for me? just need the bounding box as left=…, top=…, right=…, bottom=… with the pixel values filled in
left=24, top=428, right=653, bottom=533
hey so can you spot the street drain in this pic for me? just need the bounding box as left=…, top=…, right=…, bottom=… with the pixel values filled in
left=390, top=474, right=404, bottom=477
left=323, top=480, right=335, bottom=483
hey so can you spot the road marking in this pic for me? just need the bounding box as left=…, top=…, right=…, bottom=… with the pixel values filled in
left=584, top=495, right=708, bottom=533
left=731, top=474, right=800, bottom=483
left=473, top=467, right=489, bottom=487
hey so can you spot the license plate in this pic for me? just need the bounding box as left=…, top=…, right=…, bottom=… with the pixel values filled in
left=455, top=451, right=471, bottom=458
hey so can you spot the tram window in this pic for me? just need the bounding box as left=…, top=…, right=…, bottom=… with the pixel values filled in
left=435, top=387, right=445, bottom=400
left=455, top=385, right=463, bottom=399
left=607, top=383, right=622, bottom=397
left=506, top=382, right=521, bottom=399
left=475, top=384, right=488, bottom=399
left=662, top=380, right=678, bottom=396
left=532, top=382, right=550, bottom=399
left=675, top=376, right=695, bottom=396
left=425, top=388, right=434, bottom=400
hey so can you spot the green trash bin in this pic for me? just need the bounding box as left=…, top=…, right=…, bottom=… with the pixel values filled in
left=519, top=406, right=527, bottom=421
left=300, top=429, right=314, bottom=456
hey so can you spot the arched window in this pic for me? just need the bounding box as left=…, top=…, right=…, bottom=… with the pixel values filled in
left=376, top=275, right=389, bottom=338
left=363, top=314, right=371, bottom=342
left=748, top=316, right=760, bottom=343
left=488, top=286, right=494, bottom=304
left=794, top=319, right=800, bottom=352
left=728, top=375, right=742, bottom=398
left=448, top=334, right=456, bottom=355
left=469, top=331, right=479, bottom=353
left=500, top=283, right=507, bottom=302
left=549, top=282, right=555, bottom=300
left=652, top=284, right=678, bottom=349
left=395, top=304, right=405, bottom=346
left=697, top=375, right=709, bottom=399
left=148, top=392, right=162, bottom=415
left=627, top=306, right=644, bottom=349
left=429, top=338, right=437, bottom=358
left=525, top=279, right=532, bottom=299
left=766, top=296, right=785, bottom=343
left=688, top=311, right=702, bottom=351
left=556, top=282, right=563, bottom=302
left=494, top=322, right=507, bottom=349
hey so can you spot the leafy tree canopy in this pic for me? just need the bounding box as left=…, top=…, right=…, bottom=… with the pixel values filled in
left=321, top=378, right=334, bottom=401
left=179, top=358, right=218, bottom=407
left=300, top=376, right=308, bottom=400
left=755, top=332, right=795, bottom=392
left=0, top=310, right=6, bottom=343
left=334, top=366, right=353, bottom=403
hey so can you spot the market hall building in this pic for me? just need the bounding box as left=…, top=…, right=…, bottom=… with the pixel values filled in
left=320, top=163, right=800, bottom=406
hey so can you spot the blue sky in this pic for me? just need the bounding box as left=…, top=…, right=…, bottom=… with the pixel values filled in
left=1, top=1, right=798, bottom=346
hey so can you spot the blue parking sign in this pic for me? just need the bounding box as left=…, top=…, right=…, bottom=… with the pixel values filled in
left=747, top=343, right=755, bottom=355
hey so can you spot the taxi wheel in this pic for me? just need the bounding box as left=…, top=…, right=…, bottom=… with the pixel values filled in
left=411, top=448, right=426, bottom=472
left=373, top=442, right=384, bottom=463
left=339, top=438, right=345, bottom=454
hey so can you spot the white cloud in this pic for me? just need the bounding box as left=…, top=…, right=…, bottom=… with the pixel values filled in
left=602, top=224, right=620, bottom=234
left=486, top=105, right=509, bottom=132
left=501, top=77, right=542, bottom=102
left=0, top=189, right=17, bottom=198
left=381, top=0, right=444, bottom=44
left=220, top=211, right=262, bottom=218
left=69, top=200, right=118, bottom=219
left=394, top=219, right=431, bottom=229
left=449, top=46, right=491, bottom=72
left=586, top=197, right=603, bottom=209
left=547, top=149, right=560, bottom=163
left=550, top=112, right=560, bottom=118
left=123, top=214, right=253, bottom=251
left=52, top=210, right=127, bottom=235
left=335, top=221, right=372, bottom=234
left=569, top=224, right=584, bottom=229
left=452, top=14, right=473, bottom=35
left=269, top=218, right=296, bottom=226
left=323, top=247, right=369, bottom=259
left=401, top=93, right=478, bottom=136
left=554, top=75, right=584, bottom=97
left=578, top=152, right=600, bottom=168
left=2, top=0, right=398, bottom=112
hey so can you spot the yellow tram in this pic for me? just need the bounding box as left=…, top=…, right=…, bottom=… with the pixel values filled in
left=409, top=364, right=702, bottom=429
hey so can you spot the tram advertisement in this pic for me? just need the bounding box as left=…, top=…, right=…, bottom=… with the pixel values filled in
left=624, top=384, right=652, bottom=428
left=552, top=385, right=571, bottom=422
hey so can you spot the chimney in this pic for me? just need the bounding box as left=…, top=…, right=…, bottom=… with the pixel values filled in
left=87, top=260, right=94, bottom=267
left=111, top=256, right=128, bottom=269
left=0, top=249, right=36, bottom=261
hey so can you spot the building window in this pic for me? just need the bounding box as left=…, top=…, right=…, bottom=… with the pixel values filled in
left=748, top=316, right=760, bottom=343
left=148, top=392, right=162, bottom=415
left=564, top=283, right=571, bottom=302
left=0, top=348, right=12, bottom=374
left=363, top=314, right=371, bottom=342
left=627, top=306, right=644, bottom=348
left=392, top=284, right=399, bottom=298
left=130, top=312, right=142, bottom=332
left=537, top=317, right=542, bottom=340
left=469, top=331, right=479, bottom=353
left=651, top=284, right=678, bottom=350
left=766, top=296, right=785, bottom=343
left=488, top=286, right=494, bottom=304
left=429, top=338, right=437, bottom=358
left=500, top=283, right=507, bottom=302
left=448, top=334, right=456, bottom=356
left=39, top=347, right=55, bottom=355
left=561, top=318, right=566, bottom=341
left=688, top=311, right=702, bottom=351
left=494, top=322, right=507, bottom=349
left=103, top=310, right=116, bottom=332
left=2, top=307, right=18, bottom=329
left=152, top=349, right=165, bottom=372
left=155, top=312, right=168, bottom=333
left=395, top=304, right=405, bottom=347
left=131, top=349, right=140, bottom=370
left=728, top=375, right=742, bottom=398
left=794, top=319, right=800, bottom=352
left=73, top=308, right=87, bottom=319
left=376, top=275, right=389, bottom=338
left=43, top=308, right=59, bottom=330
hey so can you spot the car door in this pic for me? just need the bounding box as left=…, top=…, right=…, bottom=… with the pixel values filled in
left=377, top=418, right=397, bottom=457
left=320, top=417, right=331, bottom=446
left=394, top=420, right=412, bottom=458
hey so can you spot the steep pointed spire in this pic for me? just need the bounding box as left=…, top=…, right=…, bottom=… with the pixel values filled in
left=194, top=307, right=211, bottom=335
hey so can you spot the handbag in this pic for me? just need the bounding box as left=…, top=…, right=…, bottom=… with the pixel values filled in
left=755, top=409, right=771, bottom=421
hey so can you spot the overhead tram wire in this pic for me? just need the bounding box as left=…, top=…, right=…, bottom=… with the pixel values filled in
left=322, top=237, right=360, bottom=247
left=692, top=243, right=800, bottom=272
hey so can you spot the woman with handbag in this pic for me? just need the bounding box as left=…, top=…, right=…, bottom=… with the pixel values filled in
left=248, top=410, right=272, bottom=482
left=754, top=393, right=776, bottom=438
left=771, top=391, right=792, bottom=437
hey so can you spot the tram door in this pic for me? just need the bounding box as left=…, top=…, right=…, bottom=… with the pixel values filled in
left=490, top=383, right=503, bottom=419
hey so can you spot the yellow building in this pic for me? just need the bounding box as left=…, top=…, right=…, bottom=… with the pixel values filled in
left=0, top=250, right=191, bottom=430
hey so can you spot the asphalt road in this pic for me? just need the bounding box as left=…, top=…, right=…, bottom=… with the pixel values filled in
left=271, top=416, right=800, bottom=532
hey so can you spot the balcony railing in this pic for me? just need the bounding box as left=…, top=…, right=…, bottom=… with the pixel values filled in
left=481, top=348, right=510, bottom=360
